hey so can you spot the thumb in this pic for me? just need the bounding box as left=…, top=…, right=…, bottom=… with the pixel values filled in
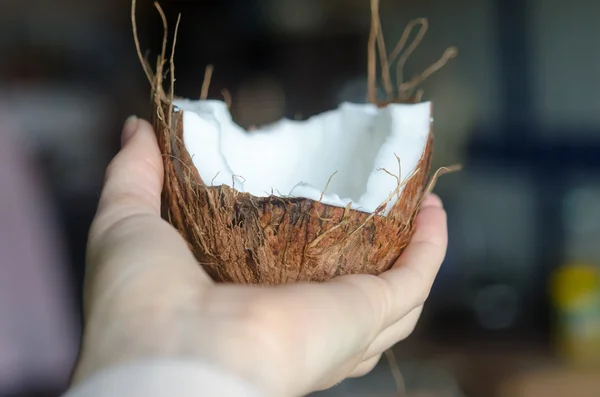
left=94, top=116, right=164, bottom=233
left=75, top=117, right=211, bottom=385
left=84, top=116, right=208, bottom=314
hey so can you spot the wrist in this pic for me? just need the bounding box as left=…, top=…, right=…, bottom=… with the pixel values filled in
left=72, top=308, right=285, bottom=397
left=67, top=359, right=267, bottom=397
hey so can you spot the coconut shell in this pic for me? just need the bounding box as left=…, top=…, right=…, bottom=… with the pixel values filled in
left=152, top=94, right=434, bottom=285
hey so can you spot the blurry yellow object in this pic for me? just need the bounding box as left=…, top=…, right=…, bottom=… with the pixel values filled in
left=550, top=263, right=600, bottom=366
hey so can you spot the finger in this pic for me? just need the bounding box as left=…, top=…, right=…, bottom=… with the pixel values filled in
left=272, top=195, right=445, bottom=380
left=348, top=354, right=382, bottom=378
left=362, top=305, right=423, bottom=360
left=85, top=117, right=210, bottom=313
left=92, top=117, right=164, bottom=238
left=323, top=195, right=444, bottom=337
left=377, top=194, right=447, bottom=326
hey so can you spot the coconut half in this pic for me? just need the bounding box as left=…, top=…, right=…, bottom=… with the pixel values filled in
left=135, top=0, right=458, bottom=284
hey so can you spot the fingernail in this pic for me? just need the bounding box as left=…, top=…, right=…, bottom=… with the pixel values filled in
left=121, top=115, right=138, bottom=147
left=424, top=193, right=444, bottom=209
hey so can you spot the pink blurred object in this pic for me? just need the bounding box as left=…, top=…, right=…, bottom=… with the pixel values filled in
left=0, top=120, right=79, bottom=394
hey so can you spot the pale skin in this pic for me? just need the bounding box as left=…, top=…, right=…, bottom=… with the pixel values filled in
left=72, top=116, right=448, bottom=397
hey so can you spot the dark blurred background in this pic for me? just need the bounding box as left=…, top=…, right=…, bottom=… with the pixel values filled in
left=1, top=0, right=600, bottom=396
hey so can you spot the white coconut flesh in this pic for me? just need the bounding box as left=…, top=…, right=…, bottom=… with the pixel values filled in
left=174, top=99, right=431, bottom=215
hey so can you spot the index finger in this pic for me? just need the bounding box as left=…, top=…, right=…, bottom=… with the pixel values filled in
left=378, top=194, right=447, bottom=326
left=314, top=194, right=447, bottom=340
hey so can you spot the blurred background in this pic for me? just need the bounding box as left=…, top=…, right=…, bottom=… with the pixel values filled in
left=1, top=0, right=600, bottom=396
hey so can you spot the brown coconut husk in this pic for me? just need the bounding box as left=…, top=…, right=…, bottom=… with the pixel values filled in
left=132, top=0, right=460, bottom=285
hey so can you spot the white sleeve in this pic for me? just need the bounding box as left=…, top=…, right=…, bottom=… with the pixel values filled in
left=62, top=360, right=267, bottom=397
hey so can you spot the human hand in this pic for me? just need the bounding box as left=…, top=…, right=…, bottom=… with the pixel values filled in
left=72, top=116, right=448, bottom=397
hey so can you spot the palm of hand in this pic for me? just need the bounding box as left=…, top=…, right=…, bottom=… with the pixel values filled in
left=73, top=118, right=447, bottom=397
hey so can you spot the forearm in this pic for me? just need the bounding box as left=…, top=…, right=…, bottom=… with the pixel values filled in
left=63, top=359, right=266, bottom=397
